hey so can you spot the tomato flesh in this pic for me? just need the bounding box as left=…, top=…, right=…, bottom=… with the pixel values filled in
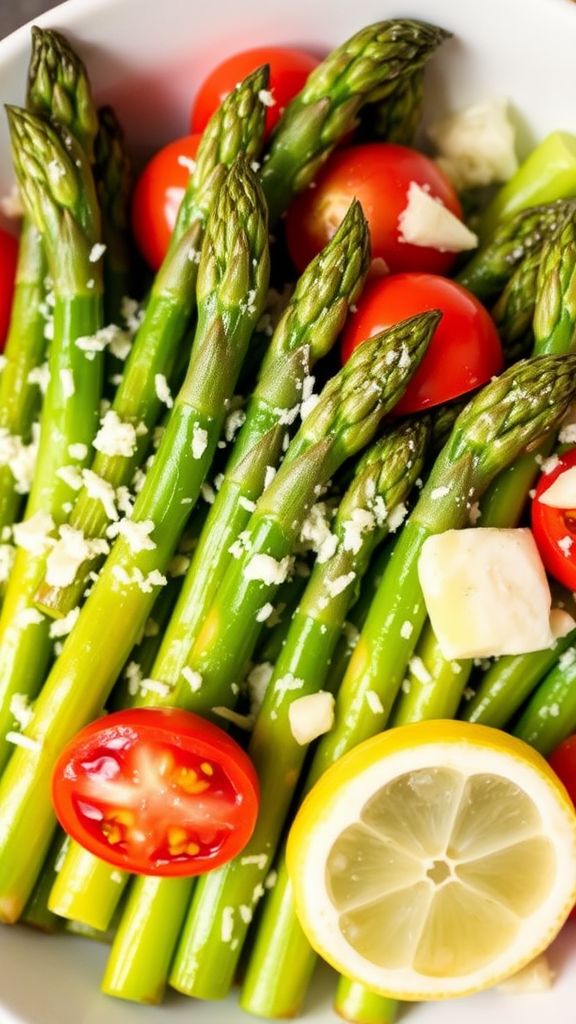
left=285, top=143, right=463, bottom=276
left=52, top=708, right=259, bottom=876
left=341, top=273, right=503, bottom=414
left=0, top=226, right=18, bottom=350
left=531, top=449, right=576, bottom=591
left=190, top=46, right=319, bottom=138
left=131, top=134, right=202, bottom=270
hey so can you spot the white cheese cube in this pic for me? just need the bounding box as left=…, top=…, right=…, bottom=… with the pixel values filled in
left=288, top=691, right=335, bottom=745
left=537, top=466, right=576, bottom=508
left=418, top=528, right=553, bottom=659
left=398, top=182, right=478, bottom=253
left=428, top=98, right=518, bottom=190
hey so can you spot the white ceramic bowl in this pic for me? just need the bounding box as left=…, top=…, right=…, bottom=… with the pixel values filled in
left=1, top=0, right=576, bottom=1021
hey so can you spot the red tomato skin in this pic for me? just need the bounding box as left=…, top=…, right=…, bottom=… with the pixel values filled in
left=52, top=708, right=260, bottom=877
left=191, top=46, right=319, bottom=138
left=531, top=449, right=576, bottom=591
left=285, top=143, right=463, bottom=276
left=0, top=227, right=18, bottom=350
left=131, top=134, right=202, bottom=270
left=341, top=273, right=503, bottom=414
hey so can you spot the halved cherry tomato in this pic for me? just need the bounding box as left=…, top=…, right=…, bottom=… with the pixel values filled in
left=131, top=134, right=201, bottom=270
left=549, top=734, right=576, bottom=918
left=285, top=143, right=462, bottom=276
left=190, top=46, right=319, bottom=139
left=532, top=449, right=576, bottom=591
left=51, top=708, right=259, bottom=877
left=341, top=273, right=503, bottom=414
left=0, top=226, right=18, bottom=350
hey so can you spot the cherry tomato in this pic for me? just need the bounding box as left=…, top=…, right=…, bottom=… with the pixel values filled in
left=51, top=708, right=259, bottom=877
left=191, top=46, right=319, bottom=139
left=341, top=273, right=503, bottom=414
left=531, top=449, right=576, bottom=591
left=285, top=143, right=462, bottom=276
left=0, top=227, right=18, bottom=350
left=131, top=134, right=201, bottom=269
left=549, top=734, right=576, bottom=919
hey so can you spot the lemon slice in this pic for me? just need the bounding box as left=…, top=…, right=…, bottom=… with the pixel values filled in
left=287, top=720, right=576, bottom=1000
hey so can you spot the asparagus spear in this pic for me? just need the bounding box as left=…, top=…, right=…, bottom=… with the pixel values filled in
left=167, top=421, right=429, bottom=1002
left=334, top=982, right=399, bottom=1024
left=491, top=246, right=541, bottom=363
left=462, top=629, right=576, bottom=727
left=513, top=645, right=576, bottom=755
left=27, top=27, right=98, bottom=159
left=93, top=106, right=134, bottom=330
left=457, top=199, right=576, bottom=301
left=50, top=311, right=439, bottom=933
left=0, top=27, right=99, bottom=533
left=136, top=200, right=370, bottom=698
left=0, top=107, right=103, bottom=772
left=394, top=206, right=576, bottom=725
left=0, top=156, right=270, bottom=924
left=362, top=70, right=424, bottom=145
left=35, top=65, right=269, bottom=618
left=240, top=352, right=576, bottom=1019
left=261, top=19, right=449, bottom=222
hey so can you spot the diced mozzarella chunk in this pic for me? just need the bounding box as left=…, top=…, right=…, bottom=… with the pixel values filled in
left=418, top=528, right=553, bottom=659
left=398, top=182, right=478, bottom=253
left=288, top=691, right=335, bottom=745
left=428, top=98, right=518, bottom=189
left=538, top=466, right=576, bottom=508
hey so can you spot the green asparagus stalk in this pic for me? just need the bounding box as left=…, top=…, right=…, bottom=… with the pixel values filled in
left=240, top=352, right=576, bottom=1019
left=261, top=19, right=449, bottom=222
left=457, top=199, right=575, bottom=301
left=491, top=247, right=541, bottom=363
left=21, top=831, right=67, bottom=933
left=136, top=200, right=370, bottom=698
left=0, top=106, right=103, bottom=773
left=479, top=131, right=576, bottom=241
left=334, top=982, right=399, bottom=1024
left=462, top=629, right=576, bottom=727
left=164, top=422, right=429, bottom=1002
left=35, top=65, right=269, bottom=618
left=362, top=70, right=424, bottom=145
left=393, top=208, right=576, bottom=726
left=0, top=157, right=270, bottom=925
left=514, top=644, right=576, bottom=756
left=93, top=106, right=134, bottom=329
left=51, top=311, right=438, bottom=936
left=44, top=200, right=370, bottom=932
left=0, top=26, right=99, bottom=533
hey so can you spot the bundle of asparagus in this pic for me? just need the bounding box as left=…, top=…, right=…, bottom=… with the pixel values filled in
left=1, top=19, right=576, bottom=1024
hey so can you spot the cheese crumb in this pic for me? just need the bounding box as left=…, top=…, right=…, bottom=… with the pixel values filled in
left=225, top=409, right=246, bottom=442
left=288, top=691, right=335, bottom=745
left=258, top=89, right=276, bottom=107
left=9, top=693, right=34, bottom=730
left=89, top=243, right=107, bottom=263
left=191, top=424, right=208, bottom=460
left=325, top=571, right=356, bottom=598
left=221, top=907, right=235, bottom=943
left=6, top=731, right=41, bottom=752
left=13, top=511, right=55, bottom=555
left=256, top=603, right=274, bottom=622
left=68, top=442, right=88, bottom=460
left=155, top=373, right=173, bottom=408
left=0, top=543, right=15, bottom=583
left=49, top=607, right=80, bottom=638
left=244, top=554, right=292, bottom=586
left=366, top=690, right=384, bottom=714
left=409, top=656, right=432, bottom=684
left=82, top=469, right=118, bottom=521
left=181, top=667, right=203, bottom=693
left=93, top=411, right=138, bottom=458
left=388, top=503, right=408, bottom=532
left=398, top=181, right=478, bottom=252
left=45, top=526, right=109, bottom=587
left=400, top=620, right=414, bottom=640
left=429, top=98, right=518, bottom=190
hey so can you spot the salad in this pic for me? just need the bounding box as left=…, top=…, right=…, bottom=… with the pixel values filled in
left=0, top=17, right=575, bottom=1023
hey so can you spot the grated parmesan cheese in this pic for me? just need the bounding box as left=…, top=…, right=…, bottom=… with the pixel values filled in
left=221, top=907, right=235, bottom=943
left=256, top=603, right=274, bottom=622
left=49, top=607, right=80, bottom=638
left=366, top=690, right=384, bottom=714
left=9, top=693, right=34, bottom=730
left=181, top=667, right=203, bottom=693
left=93, top=410, right=138, bottom=458
left=244, top=553, right=292, bottom=586
left=154, top=373, right=173, bottom=408
left=13, top=511, right=55, bottom=556
left=45, top=525, right=109, bottom=588
left=109, top=518, right=156, bottom=554
left=68, top=442, right=88, bottom=461
left=191, top=424, right=208, bottom=460
left=82, top=469, right=118, bottom=521
left=6, top=731, right=41, bottom=752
